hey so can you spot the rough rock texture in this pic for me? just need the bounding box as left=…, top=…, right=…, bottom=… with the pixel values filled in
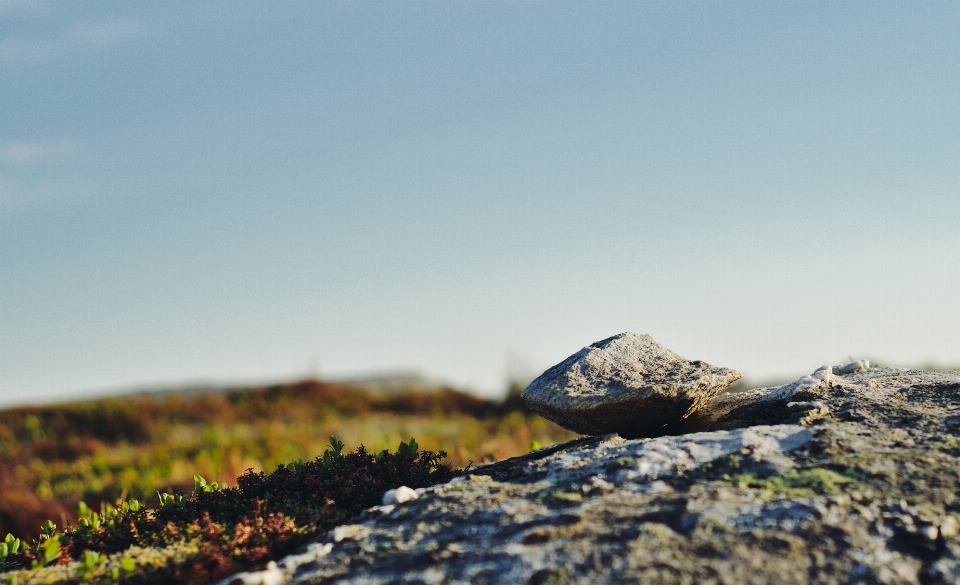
left=225, top=366, right=960, bottom=585
left=683, top=365, right=834, bottom=434
left=521, top=333, right=742, bottom=438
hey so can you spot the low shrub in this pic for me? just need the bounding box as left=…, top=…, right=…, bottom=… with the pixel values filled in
left=0, top=378, right=576, bottom=541
left=3, top=437, right=457, bottom=584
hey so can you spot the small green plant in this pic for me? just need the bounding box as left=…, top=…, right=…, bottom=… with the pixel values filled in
left=193, top=474, right=220, bottom=494
left=157, top=492, right=185, bottom=507
left=120, top=499, right=141, bottom=514
left=77, top=549, right=104, bottom=581
left=285, top=458, right=307, bottom=473
left=109, top=557, right=136, bottom=583
left=397, top=437, right=418, bottom=457
left=319, top=435, right=347, bottom=468
left=0, top=533, right=22, bottom=566
left=76, top=501, right=103, bottom=530
left=30, top=536, right=60, bottom=569
left=39, top=520, right=56, bottom=540
left=329, top=435, right=345, bottom=455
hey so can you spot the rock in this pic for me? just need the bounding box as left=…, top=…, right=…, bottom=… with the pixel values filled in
left=224, top=561, right=284, bottom=585
left=221, top=366, right=960, bottom=585
left=683, top=365, right=834, bottom=433
left=833, top=359, right=870, bottom=375
left=381, top=486, right=418, bottom=506
left=521, top=333, right=742, bottom=438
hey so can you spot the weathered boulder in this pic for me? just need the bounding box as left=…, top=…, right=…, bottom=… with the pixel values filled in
left=223, top=366, right=960, bottom=585
left=521, top=333, right=742, bottom=438
left=683, top=364, right=834, bottom=433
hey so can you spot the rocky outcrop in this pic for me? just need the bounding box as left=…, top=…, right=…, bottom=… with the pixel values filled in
left=683, top=365, right=835, bottom=433
left=521, top=333, right=742, bottom=438
left=224, top=366, right=960, bottom=585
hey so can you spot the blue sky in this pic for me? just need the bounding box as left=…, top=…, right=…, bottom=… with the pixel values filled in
left=2, top=1, right=959, bottom=406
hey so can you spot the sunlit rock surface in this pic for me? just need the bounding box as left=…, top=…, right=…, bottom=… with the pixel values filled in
left=521, top=333, right=742, bottom=438
left=224, top=367, right=960, bottom=585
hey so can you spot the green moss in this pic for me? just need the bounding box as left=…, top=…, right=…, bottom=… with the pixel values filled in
left=696, top=517, right=732, bottom=536
left=731, top=468, right=855, bottom=497
left=696, top=454, right=740, bottom=474
left=605, top=457, right=636, bottom=472
left=925, top=437, right=960, bottom=451
left=531, top=482, right=584, bottom=506
left=549, top=491, right=584, bottom=503
left=529, top=567, right=569, bottom=585
left=639, top=522, right=679, bottom=539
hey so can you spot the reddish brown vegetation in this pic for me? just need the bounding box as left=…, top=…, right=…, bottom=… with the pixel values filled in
left=0, top=379, right=573, bottom=542
left=10, top=440, right=455, bottom=584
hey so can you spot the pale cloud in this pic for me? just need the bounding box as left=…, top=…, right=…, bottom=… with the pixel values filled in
left=1, top=16, right=143, bottom=64
left=0, top=138, right=78, bottom=166
left=0, top=138, right=92, bottom=211
left=0, top=0, right=50, bottom=15
left=0, top=176, right=92, bottom=212
left=69, top=18, right=143, bottom=49
left=0, top=37, right=56, bottom=63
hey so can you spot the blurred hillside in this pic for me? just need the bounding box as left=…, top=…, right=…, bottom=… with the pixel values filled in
left=0, top=378, right=575, bottom=541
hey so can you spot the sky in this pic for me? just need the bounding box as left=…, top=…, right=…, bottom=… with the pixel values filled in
left=2, top=1, right=959, bottom=406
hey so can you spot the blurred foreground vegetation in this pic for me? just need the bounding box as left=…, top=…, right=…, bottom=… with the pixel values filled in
left=0, top=379, right=576, bottom=542
left=1, top=435, right=458, bottom=584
